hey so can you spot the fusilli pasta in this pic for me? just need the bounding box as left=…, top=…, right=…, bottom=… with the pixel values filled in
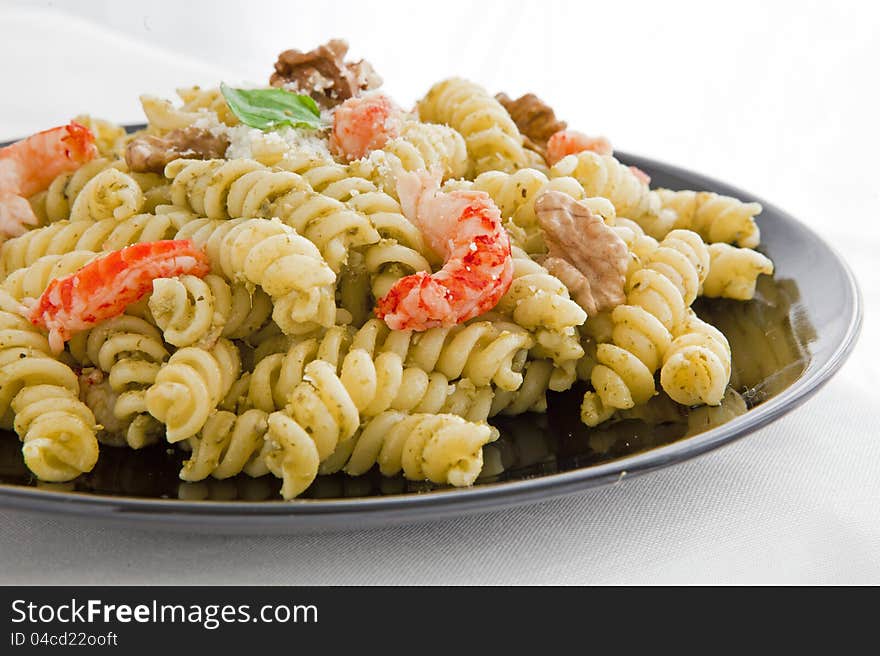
left=145, top=338, right=241, bottom=443
left=0, top=211, right=189, bottom=278
left=180, top=408, right=269, bottom=482
left=580, top=230, right=709, bottom=425
left=70, top=315, right=169, bottom=449
left=657, top=188, right=762, bottom=248
left=0, top=290, right=99, bottom=480
left=176, top=217, right=337, bottom=334
left=0, top=52, right=782, bottom=499
left=166, top=158, right=379, bottom=272
left=661, top=312, right=732, bottom=406
left=67, top=168, right=144, bottom=222
left=417, top=78, right=528, bottom=174
left=702, top=243, right=774, bottom=301
left=551, top=151, right=675, bottom=238
left=349, top=120, right=469, bottom=192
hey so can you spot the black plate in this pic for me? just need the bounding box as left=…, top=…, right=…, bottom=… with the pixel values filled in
left=0, top=145, right=862, bottom=533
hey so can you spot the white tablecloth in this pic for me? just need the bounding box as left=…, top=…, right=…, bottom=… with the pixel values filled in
left=0, top=1, right=877, bottom=584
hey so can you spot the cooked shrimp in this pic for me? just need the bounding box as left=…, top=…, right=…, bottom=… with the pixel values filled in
left=29, top=239, right=209, bottom=352
left=0, top=122, right=97, bottom=239
left=329, top=93, right=404, bottom=161
left=628, top=165, right=651, bottom=186
left=546, top=129, right=612, bottom=166
left=376, top=170, right=513, bottom=330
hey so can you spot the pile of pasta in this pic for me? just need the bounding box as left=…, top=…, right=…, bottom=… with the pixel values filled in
left=0, top=76, right=775, bottom=500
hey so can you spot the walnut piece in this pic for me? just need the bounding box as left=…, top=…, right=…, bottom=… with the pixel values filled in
left=535, top=190, right=629, bottom=315
left=125, top=127, right=230, bottom=173
left=496, top=92, right=567, bottom=157
left=270, top=39, right=382, bottom=108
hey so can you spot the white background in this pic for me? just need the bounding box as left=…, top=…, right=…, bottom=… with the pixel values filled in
left=0, top=0, right=877, bottom=584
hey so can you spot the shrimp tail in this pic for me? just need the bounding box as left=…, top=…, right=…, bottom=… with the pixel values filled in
left=0, top=192, right=38, bottom=238
left=61, top=121, right=99, bottom=163
left=396, top=168, right=443, bottom=223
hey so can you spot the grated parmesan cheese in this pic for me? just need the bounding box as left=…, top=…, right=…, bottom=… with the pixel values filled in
left=225, top=124, right=332, bottom=166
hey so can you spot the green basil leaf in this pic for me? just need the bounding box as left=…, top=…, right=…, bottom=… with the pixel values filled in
left=220, top=83, right=325, bottom=131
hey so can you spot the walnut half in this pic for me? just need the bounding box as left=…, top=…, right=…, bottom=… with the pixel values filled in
left=496, top=92, right=567, bottom=158
left=535, top=191, right=629, bottom=316
left=270, top=39, right=382, bottom=108
left=125, top=127, right=229, bottom=173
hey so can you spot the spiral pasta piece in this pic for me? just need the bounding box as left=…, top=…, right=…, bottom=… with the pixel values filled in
left=145, top=338, right=241, bottom=442
left=180, top=408, right=269, bottom=482
left=149, top=274, right=225, bottom=348
left=497, top=246, right=587, bottom=334
left=338, top=411, right=499, bottom=485
left=0, top=294, right=53, bottom=424
left=580, top=230, right=709, bottom=425
left=11, top=383, right=99, bottom=482
left=318, top=375, right=496, bottom=478
left=278, top=154, right=434, bottom=297
left=0, top=222, right=93, bottom=279
left=68, top=168, right=145, bottom=222
left=250, top=181, right=380, bottom=274
left=0, top=211, right=190, bottom=278
left=264, top=405, right=499, bottom=499
left=352, top=318, right=533, bottom=392
left=349, top=121, right=469, bottom=192
left=492, top=248, right=586, bottom=386
left=176, top=86, right=239, bottom=127
left=79, top=210, right=191, bottom=251
left=255, top=352, right=377, bottom=498
left=29, top=157, right=118, bottom=223
left=149, top=273, right=272, bottom=347
left=643, top=229, right=710, bottom=306
left=279, top=152, right=350, bottom=190
left=489, top=359, right=555, bottom=416
left=68, top=315, right=170, bottom=449
left=140, top=93, right=226, bottom=133
left=175, top=217, right=336, bottom=334
left=701, top=243, right=774, bottom=301
left=550, top=151, right=675, bottom=238
left=1, top=251, right=97, bottom=302
left=247, top=326, right=352, bottom=412
left=657, top=188, right=762, bottom=248
left=610, top=216, right=660, bottom=275
left=166, top=158, right=380, bottom=271
left=337, top=348, right=478, bottom=419
left=418, top=78, right=528, bottom=174
left=166, top=158, right=264, bottom=218
left=0, top=289, right=99, bottom=481
left=660, top=312, right=732, bottom=406
left=247, top=323, right=496, bottom=420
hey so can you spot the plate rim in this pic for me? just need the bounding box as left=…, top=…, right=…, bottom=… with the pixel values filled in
left=0, top=146, right=864, bottom=529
